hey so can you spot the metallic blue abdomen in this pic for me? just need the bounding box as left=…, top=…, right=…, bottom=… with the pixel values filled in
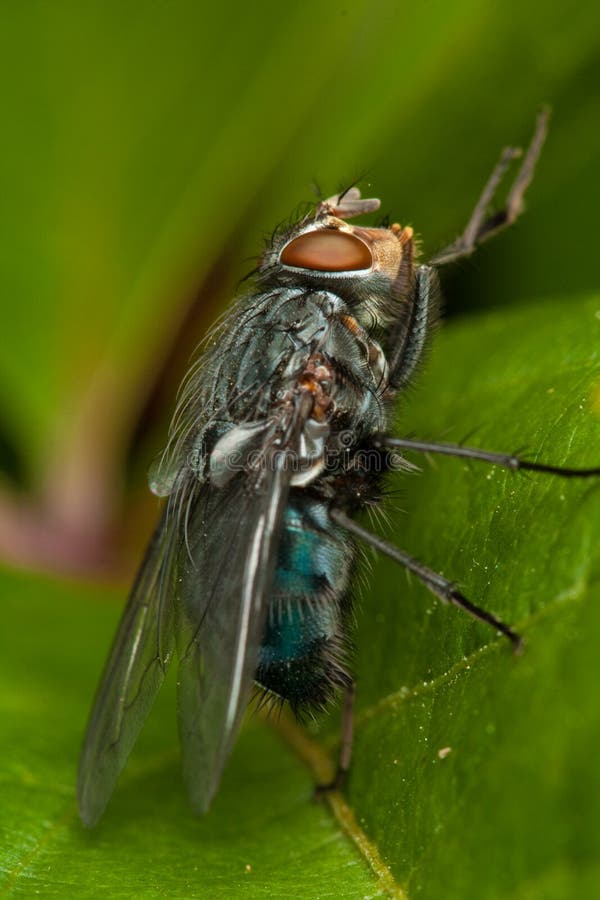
left=255, top=492, right=353, bottom=709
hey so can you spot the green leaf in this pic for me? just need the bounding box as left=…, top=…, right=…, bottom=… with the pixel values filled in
left=347, top=291, right=600, bottom=897
left=0, top=572, right=382, bottom=898
left=0, top=292, right=598, bottom=897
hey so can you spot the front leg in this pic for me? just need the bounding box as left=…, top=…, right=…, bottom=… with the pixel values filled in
left=373, top=435, right=600, bottom=478
left=386, top=263, right=440, bottom=394
left=430, top=108, right=549, bottom=267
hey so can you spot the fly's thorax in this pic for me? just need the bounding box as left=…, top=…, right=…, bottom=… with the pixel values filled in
left=180, top=284, right=392, bottom=490
left=260, top=204, right=416, bottom=329
left=153, top=187, right=410, bottom=495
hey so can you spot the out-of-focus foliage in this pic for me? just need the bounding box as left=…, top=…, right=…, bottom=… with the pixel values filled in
left=0, top=294, right=598, bottom=897
left=0, top=1, right=598, bottom=504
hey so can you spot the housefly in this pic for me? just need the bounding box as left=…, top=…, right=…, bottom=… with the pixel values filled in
left=77, top=109, right=599, bottom=826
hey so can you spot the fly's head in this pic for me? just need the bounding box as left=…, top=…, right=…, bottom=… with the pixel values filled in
left=259, top=188, right=416, bottom=327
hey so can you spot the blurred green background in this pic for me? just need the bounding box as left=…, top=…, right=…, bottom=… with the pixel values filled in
left=0, top=2, right=599, bottom=898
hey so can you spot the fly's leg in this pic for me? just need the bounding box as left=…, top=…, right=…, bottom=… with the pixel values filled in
left=372, top=435, right=600, bottom=478
left=314, top=680, right=356, bottom=796
left=430, top=108, right=549, bottom=267
left=334, top=679, right=355, bottom=785
left=386, top=264, right=439, bottom=393
left=329, top=508, right=523, bottom=652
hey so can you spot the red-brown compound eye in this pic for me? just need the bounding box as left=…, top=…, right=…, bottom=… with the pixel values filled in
left=280, top=230, right=373, bottom=272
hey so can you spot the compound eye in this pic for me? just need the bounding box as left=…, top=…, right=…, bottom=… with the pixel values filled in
left=280, top=230, right=372, bottom=272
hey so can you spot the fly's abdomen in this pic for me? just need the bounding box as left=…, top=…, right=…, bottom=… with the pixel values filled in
left=255, top=493, right=353, bottom=711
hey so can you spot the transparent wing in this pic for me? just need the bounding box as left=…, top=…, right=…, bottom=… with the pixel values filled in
left=176, top=451, right=292, bottom=814
left=77, top=503, right=178, bottom=827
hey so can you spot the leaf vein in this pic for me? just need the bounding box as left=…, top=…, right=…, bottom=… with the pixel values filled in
left=271, top=711, right=408, bottom=900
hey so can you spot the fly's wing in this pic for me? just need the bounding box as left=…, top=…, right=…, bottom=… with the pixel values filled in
left=176, top=450, right=291, bottom=814
left=77, top=503, right=178, bottom=827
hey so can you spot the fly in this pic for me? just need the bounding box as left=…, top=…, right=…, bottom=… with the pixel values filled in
left=77, top=108, right=599, bottom=826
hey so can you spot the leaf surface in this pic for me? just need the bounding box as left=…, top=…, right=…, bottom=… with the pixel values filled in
left=0, top=293, right=598, bottom=898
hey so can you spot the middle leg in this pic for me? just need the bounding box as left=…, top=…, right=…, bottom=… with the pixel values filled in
left=329, top=508, right=522, bottom=651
